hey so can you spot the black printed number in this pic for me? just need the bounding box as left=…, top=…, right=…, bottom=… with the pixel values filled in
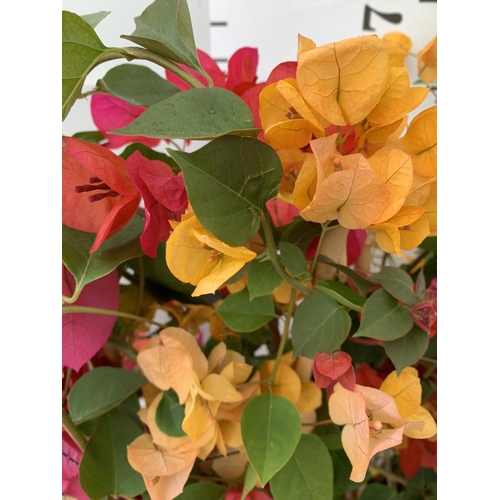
left=363, top=5, right=403, bottom=31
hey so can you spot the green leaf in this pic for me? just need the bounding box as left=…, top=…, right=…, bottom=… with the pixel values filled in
left=215, top=289, right=276, bottom=332
left=241, top=393, right=302, bottom=485
left=279, top=242, right=310, bottom=279
left=120, top=143, right=181, bottom=174
left=316, top=256, right=378, bottom=296
left=72, top=130, right=105, bottom=143
left=169, top=136, right=282, bottom=246
left=121, top=0, right=203, bottom=73
left=62, top=11, right=120, bottom=120
left=115, top=392, right=142, bottom=425
left=421, top=378, right=437, bottom=400
left=416, top=267, right=426, bottom=296
left=62, top=216, right=144, bottom=302
left=247, top=260, right=283, bottom=300
left=81, top=11, right=111, bottom=28
left=343, top=336, right=386, bottom=366
left=241, top=462, right=258, bottom=499
left=315, top=280, right=366, bottom=312
left=425, top=334, right=437, bottom=359
left=320, top=433, right=343, bottom=451
left=80, top=409, right=145, bottom=499
left=78, top=394, right=142, bottom=437
left=175, top=483, right=226, bottom=500
left=155, top=389, right=187, bottom=437
left=270, top=434, right=334, bottom=500
left=331, top=448, right=368, bottom=493
left=68, top=367, right=146, bottom=423
left=406, top=468, right=437, bottom=498
left=384, top=325, right=429, bottom=374
left=359, top=484, right=402, bottom=500
left=113, top=88, right=257, bottom=140
left=292, top=292, right=351, bottom=359
left=370, top=267, right=419, bottom=305
left=96, top=64, right=180, bottom=107
left=136, top=241, right=196, bottom=298
left=353, top=289, right=414, bottom=341
left=224, top=262, right=250, bottom=285
left=280, top=218, right=322, bottom=253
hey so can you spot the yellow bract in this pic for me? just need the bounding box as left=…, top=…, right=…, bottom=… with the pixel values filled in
left=260, top=78, right=328, bottom=150
left=328, top=383, right=423, bottom=483
left=368, top=149, right=414, bottom=224
left=297, top=135, right=391, bottom=228
left=370, top=206, right=429, bottom=257
left=131, top=328, right=260, bottom=499
left=418, top=37, right=437, bottom=83
left=297, top=35, right=389, bottom=125
left=329, top=368, right=436, bottom=483
left=381, top=31, right=412, bottom=59
left=367, top=67, right=429, bottom=127
left=277, top=148, right=311, bottom=204
left=162, top=300, right=213, bottom=335
left=166, top=214, right=256, bottom=297
left=137, top=328, right=208, bottom=404
left=358, top=118, right=407, bottom=156
left=393, top=106, right=437, bottom=178
left=380, top=367, right=437, bottom=439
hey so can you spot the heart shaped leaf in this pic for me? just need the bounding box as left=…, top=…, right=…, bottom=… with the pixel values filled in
left=121, top=0, right=202, bottom=73
left=270, top=434, right=334, bottom=500
left=354, top=289, right=414, bottom=341
left=62, top=11, right=121, bottom=120
left=68, top=367, right=147, bottom=423
left=215, top=289, right=277, bottom=332
left=292, top=292, right=351, bottom=358
left=62, top=216, right=144, bottom=303
left=96, top=64, right=180, bottom=107
left=241, top=393, right=302, bottom=485
left=170, top=136, right=282, bottom=246
left=113, top=88, right=258, bottom=140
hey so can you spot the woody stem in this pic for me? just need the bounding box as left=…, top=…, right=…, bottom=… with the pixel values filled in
left=120, top=47, right=211, bottom=88
left=62, top=305, right=166, bottom=329
left=62, top=368, right=73, bottom=406
left=372, top=467, right=408, bottom=486
left=62, top=408, right=87, bottom=452
left=261, top=209, right=311, bottom=296
left=310, top=222, right=338, bottom=276
left=268, top=288, right=297, bottom=392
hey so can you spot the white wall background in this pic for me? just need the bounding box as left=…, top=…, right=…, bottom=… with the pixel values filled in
left=62, top=0, right=436, bottom=136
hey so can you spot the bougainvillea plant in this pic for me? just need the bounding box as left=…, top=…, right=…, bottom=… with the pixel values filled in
left=62, top=3, right=437, bottom=500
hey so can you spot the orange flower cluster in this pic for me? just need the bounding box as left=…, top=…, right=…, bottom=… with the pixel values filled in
left=260, top=34, right=437, bottom=256
left=127, top=328, right=321, bottom=500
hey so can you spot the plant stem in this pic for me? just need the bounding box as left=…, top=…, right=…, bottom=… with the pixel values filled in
left=120, top=47, right=205, bottom=89
left=236, top=378, right=270, bottom=389
left=78, top=89, right=98, bottom=99
left=261, top=210, right=311, bottom=296
left=62, top=305, right=166, bottom=329
left=421, top=356, right=437, bottom=364
left=301, top=419, right=333, bottom=427
left=62, top=408, right=87, bottom=452
left=372, top=467, right=408, bottom=486
left=268, top=289, right=297, bottom=392
left=105, top=338, right=138, bottom=361
left=189, top=475, right=242, bottom=484
left=310, top=225, right=327, bottom=277
left=62, top=368, right=73, bottom=406
left=310, top=223, right=340, bottom=276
